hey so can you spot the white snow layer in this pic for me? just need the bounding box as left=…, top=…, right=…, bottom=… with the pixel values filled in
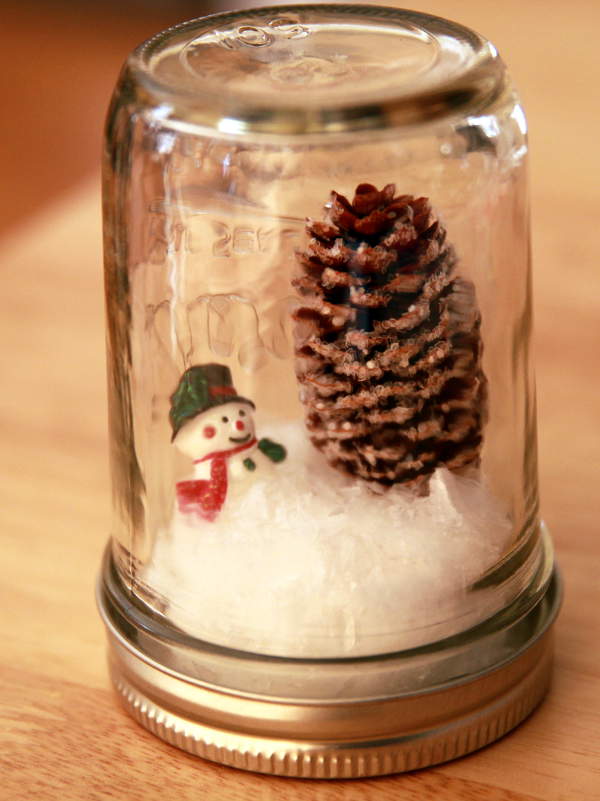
left=144, top=421, right=513, bottom=657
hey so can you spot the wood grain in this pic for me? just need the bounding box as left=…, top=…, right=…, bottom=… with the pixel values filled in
left=1, top=1, right=599, bottom=799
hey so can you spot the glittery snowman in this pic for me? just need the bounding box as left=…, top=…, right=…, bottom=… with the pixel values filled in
left=170, top=363, right=286, bottom=522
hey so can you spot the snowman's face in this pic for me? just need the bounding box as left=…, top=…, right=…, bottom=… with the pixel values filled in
left=174, top=401, right=256, bottom=459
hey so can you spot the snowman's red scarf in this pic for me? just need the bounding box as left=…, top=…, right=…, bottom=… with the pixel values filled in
left=176, top=438, right=257, bottom=522
left=193, top=438, right=257, bottom=464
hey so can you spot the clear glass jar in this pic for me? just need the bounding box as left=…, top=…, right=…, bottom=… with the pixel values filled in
left=102, top=3, right=551, bottom=659
left=99, top=4, right=559, bottom=776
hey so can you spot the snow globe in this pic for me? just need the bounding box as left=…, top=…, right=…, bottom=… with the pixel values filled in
left=98, top=5, right=561, bottom=777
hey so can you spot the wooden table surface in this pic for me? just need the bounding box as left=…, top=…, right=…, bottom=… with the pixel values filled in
left=1, top=1, right=599, bottom=799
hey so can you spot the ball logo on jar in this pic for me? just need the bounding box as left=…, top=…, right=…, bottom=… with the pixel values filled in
left=219, top=15, right=310, bottom=49
left=235, top=26, right=274, bottom=48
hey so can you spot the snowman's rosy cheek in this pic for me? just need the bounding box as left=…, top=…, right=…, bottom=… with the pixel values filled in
left=203, top=425, right=217, bottom=438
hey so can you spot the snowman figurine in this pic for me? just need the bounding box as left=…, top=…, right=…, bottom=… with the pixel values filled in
left=169, top=363, right=286, bottom=522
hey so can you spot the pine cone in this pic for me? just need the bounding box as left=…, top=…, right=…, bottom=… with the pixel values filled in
left=293, top=183, right=487, bottom=492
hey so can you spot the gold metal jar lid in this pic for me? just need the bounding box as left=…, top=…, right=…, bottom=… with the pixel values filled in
left=98, top=546, right=561, bottom=778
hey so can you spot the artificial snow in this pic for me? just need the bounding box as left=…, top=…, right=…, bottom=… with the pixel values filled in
left=144, top=421, right=513, bottom=658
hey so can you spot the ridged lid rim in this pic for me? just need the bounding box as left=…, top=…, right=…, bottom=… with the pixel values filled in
left=99, top=564, right=560, bottom=777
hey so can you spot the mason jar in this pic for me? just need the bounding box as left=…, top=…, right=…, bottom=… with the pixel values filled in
left=98, top=4, right=560, bottom=777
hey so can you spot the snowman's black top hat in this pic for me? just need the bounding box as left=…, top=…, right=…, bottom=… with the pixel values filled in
left=169, top=363, right=254, bottom=440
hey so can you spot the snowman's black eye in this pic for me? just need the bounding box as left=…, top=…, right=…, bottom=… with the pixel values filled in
left=239, top=409, right=246, bottom=417
left=221, top=416, right=229, bottom=423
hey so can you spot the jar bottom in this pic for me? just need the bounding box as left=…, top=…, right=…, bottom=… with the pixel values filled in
left=97, top=546, right=560, bottom=778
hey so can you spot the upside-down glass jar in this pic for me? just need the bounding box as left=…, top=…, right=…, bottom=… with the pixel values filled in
left=98, top=4, right=560, bottom=777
